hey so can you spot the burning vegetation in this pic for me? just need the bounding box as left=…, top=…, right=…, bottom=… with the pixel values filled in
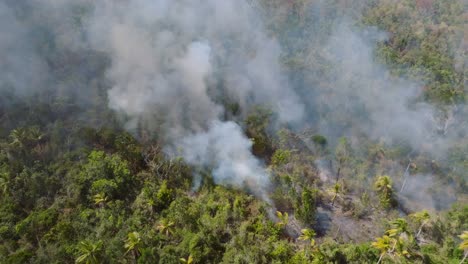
left=0, top=0, right=466, bottom=263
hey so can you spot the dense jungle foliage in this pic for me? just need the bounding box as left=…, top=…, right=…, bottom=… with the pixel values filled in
left=0, top=0, right=467, bottom=263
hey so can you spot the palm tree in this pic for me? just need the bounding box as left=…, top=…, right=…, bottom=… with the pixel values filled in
left=93, top=193, right=108, bottom=207
left=298, top=228, right=317, bottom=259
left=9, top=128, right=29, bottom=159
left=9, top=127, right=43, bottom=148
left=372, top=235, right=393, bottom=264
left=27, top=126, right=44, bottom=142
left=374, top=175, right=394, bottom=208
left=0, top=172, right=8, bottom=198
left=75, top=240, right=103, bottom=264
left=410, top=210, right=430, bottom=238
left=8, top=127, right=44, bottom=161
left=125, top=231, right=142, bottom=262
left=9, top=128, right=27, bottom=148
left=276, top=211, right=289, bottom=228
left=387, top=218, right=410, bottom=238
left=374, top=175, right=393, bottom=196
left=386, top=218, right=412, bottom=257
left=374, top=218, right=413, bottom=262
left=180, top=254, right=193, bottom=264
left=459, top=231, right=468, bottom=264
left=156, top=219, right=175, bottom=236
left=330, top=183, right=341, bottom=206
left=298, top=228, right=316, bottom=247
left=146, top=197, right=155, bottom=213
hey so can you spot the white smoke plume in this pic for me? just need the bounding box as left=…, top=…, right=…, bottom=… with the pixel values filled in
left=83, top=0, right=307, bottom=198
left=319, top=24, right=435, bottom=149
left=297, top=17, right=463, bottom=157
left=0, top=0, right=305, bottom=202
left=180, top=121, right=271, bottom=201
left=0, top=0, right=465, bottom=206
left=400, top=174, right=457, bottom=211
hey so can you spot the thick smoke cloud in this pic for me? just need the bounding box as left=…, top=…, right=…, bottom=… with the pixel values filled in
left=0, top=2, right=48, bottom=96
left=0, top=0, right=465, bottom=204
left=400, top=174, right=457, bottom=211
left=84, top=0, right=306, bottom=196
left=296, top=15, right=464, bottom=158
left=317, top=23, right=435, bottom=149
left=87, top=0, right=305, bottom=133
left=180, top=121, right=271, bottom=200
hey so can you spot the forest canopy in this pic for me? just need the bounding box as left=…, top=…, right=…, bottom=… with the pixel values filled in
left=0, top=0, right=466, bottom=263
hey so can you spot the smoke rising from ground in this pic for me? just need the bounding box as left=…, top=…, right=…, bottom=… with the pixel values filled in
left=400, top=174, right=458, bottom=211
left=83, top=0, right=308, bottom=197
left=88, top=0, right=305, bottom=132
left=180, top=121, right=271, bottom=200
left=0, top=1, right=465, bottom=205
left=317, top=23, right=436, bottom=149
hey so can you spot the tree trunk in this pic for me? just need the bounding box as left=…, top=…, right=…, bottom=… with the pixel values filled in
left=400, top=161, right=411, bottom=193
left=336, top=162, right=341, bottom=184
left=132, top=249, right=139, bottom=264
left=416, top=222, right=426, bottom=238
left=391, top=239, right=397, bottom=253
left=377, top=253, right=384, bottom=264
left=460, top=251, right=467, bottom=264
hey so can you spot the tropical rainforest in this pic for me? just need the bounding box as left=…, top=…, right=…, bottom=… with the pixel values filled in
left=0, top=0, right=467, bottom=263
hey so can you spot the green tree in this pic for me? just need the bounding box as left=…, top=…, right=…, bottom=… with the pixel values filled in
left=298, top=228, right=316, bottom=247
left=93, top=193, right=108, bottom=207
left=245, top=106, right=273, bottom=158
left=271, top=149, right=291, bottom=167
left=373, top=218, right=413, bottom=264
left=387, top=218, right=410, bottom=239
left=9, top=127, right=43, bottom=149
left=0, top=171, right=8, bottom=198
left=156, top=219, right=175, bottom=237
left=7, top=126, right=45, bottom=163
left=78, top=150, right=131, bottom=202
left=311, top=135, right=327, bottom=148
left=295, top=187, right=317, bottom=224
left=75, top=240, right=103, bottom=264
left=276, top=211, right=289, bottom=229
left=372, top=235, right=393, bottom=264
left=180, top=254, right=193, bottom=264
left=329, top=183, right=341, bottom=207
left=410, top=210, right=431, bottom=238
left=334, top=137, right=350, bottom=183
left=374, top=175, right=396, bottom=209
left=124, top=231, right=142, bottom=262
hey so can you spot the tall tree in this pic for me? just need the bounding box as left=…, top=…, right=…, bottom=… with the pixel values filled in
left=298, top=228, right=316, bottom=247
left=372, top=235, right=393, bottom=264
left=410, top=210, right=431, bottom=238
left=75, top=240, right=103, bottom=264
left=374, top=175, right=396, bottom=208
left=124, top=231, right=142, bottom=263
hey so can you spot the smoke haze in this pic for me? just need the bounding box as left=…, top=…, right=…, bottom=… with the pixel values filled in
left=0, top=0, right=465, bottom=203
left=83, top=0, right=308, bottom=196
